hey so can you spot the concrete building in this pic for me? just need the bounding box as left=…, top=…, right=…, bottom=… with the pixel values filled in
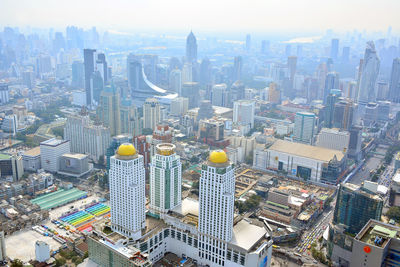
left=143, top=98, right=161, bottom=130
left=316, top=128, right=350, bottom=153
left=58, top=153, right=91, bottom=177
left=0, top=154, right=23, bottom=182
left=348, top=126, right=363, bottom=160
left=0, top=83, right=9, bottom=105
left=110, top=143, right=145, bottom=240
left=181, top=82, right=199, bottom=109
left=64, top=113, right=111, bottom=163
left=253, top=139, right=345, bottom=184
left=22, top=146, right=41, bottom=172
left=35, top=240, right=50, bottom=262
left=233, top=100, right=255, bottom=129
left=1, top=114, right=18, bottom=135
left=120, top=99, right=141, bottom=137
left=40, top=138, right=70, bottom=173
left=149, top=143, right=181, bottom=213
left=228, top=135, right=256, bottom=162
left=170, top=97, right=188, bottom=117
left=211, top=83, right=228, bottom=107
left=98, top=85, right=121, bottom=136
left=293, top=112, right=316, bottom=144
left=169, top=69, right=182, bottom=95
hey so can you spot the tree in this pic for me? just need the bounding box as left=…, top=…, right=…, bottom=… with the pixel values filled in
left=386, top=207, right=400, bottom=222
left=52, top=127, right=64, bottom=138
left=55, top=257, right=66, bottom=267
left=10, top=259, right=23, bottom=267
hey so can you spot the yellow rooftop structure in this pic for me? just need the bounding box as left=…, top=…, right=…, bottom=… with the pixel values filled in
left=269, top=139, right=345, bottom=162
left=117, top=143, right=136, bottom=156
left=209, top=150, right=228, bottom=164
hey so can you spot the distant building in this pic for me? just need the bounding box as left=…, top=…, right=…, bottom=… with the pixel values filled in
left=97, top=85, right=121, bottom=136
left=120, top=98, right=141, bottom=137
left=0, top=83, right=9, bottom=104
left=348, top=125, right=363, bottom=160
left=169, top=69, right=182, bottom=94
left=233, top=100, right=255, bottom=129
left=181, top=82, right=199, bottom=109
left=316, top=128, right=350, bottom=153
left=198, top=119, right=227, bottom=147
left=293, top=112, right=316, bottom=144
left=268, top=82, right=281, bottom=104
left=143, top=98, right=161, bottom=130
left=170, top=97, right=188, bottom=117
left=186, top=31, right=197, bottom=63
left=197, top=100, right=214, bottom=121
left=211, top=83, right=228, bottom=107
left=0, top=153, right=23, bottom=182
left=40, top=138, right=70, bottom=173
left=389, top=58, right=400, bottom=103
left=84, top=48, right=96, bottom=106
left=71, top=60, right=84, bottom=88
left=1, top=114, right=18, bottom=135
left=22, top=146, right=41, bottom=172
left=330, top=39, right=339, bottom=60
left=35, top=241, right=50, bottom=262
left=357, top=42, right=380, bottom=105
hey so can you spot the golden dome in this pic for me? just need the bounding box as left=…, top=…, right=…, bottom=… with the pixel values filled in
left=209, top=150, right=228, bottom=164
left=117, top=143, right=136, bottom=156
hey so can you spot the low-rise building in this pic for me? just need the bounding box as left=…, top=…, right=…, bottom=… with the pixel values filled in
left=0, top=153, right=23, bottom=182
left=58, top=153, right=91, bottom=177
left=22, top=146, right=41, bottom=172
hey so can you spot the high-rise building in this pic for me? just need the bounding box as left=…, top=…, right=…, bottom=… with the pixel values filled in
left=199, top=58, right=211, bottom=85
left=293, top=112, right=316, bottom=144
left=233, top=56, right=242, bottom=81
left=22, top=70, right=35, bottom=89
left=389, top=58, right=400, bottom=103
left=120, top=99, right=141, bottom=137
left=324, top=72, right=340, bottom=103
left=211, top=83, right=228, bottom=107
left=64, top=112, right=111, bottom=163
left=35, top=241, right=50, bottom=262
left=143, top=98, right=161, bottom=130
left=198, top=150, right=235, bottom=266
left=170, top=97, right=188, bottom=116
left=109, top=143, right=145, bottom=240
left=325, top=89, right=341, bottom=128
left=286, top=56, right=297, bottom=98
left=233, top=100, right=255, bottom=128
left=181, top=82, right=199, bottom=108
left=245, top=34, right=251, bottom=52
left=96, top=53, right=108, bottom=84
left=149, top=143, right=181, bottom=213
left=105, top=134, right=132, bottom=170
left=0, top=83, right=9, bottom=104
left=71, top=61, right=84, bottom=88
left=342, top=46, right=350, bottom=62
left=197, top=100, right=214, bottom=121
left=330, top=39, right=339, bottom=60
left=333, top=98, right=356, bottom=130
left=357, top=42, right=380, bottom=105
left=186, top=31, right=197, bottom=63
left=333, top=183, right=383, bottom=234
left=40, top=139, right=70, bottom=173
left=268, top=82, right=281, bottom=104
left=316, top=128, right=350, bottom=153
left=84, top=49, right=96, bottom=106
left=97, top=85, right=121, bottom=136
left=169, top=69, right=182, bottom=94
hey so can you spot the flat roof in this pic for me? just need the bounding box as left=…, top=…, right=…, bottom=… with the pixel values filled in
left=0, top=154, right=11, bottom=160
left=23, top=146, right=41, bottom=157
left=31, top=188, right=87, bottom=210
left=268, top=139, right=345, bottom=162
left=172, top=198, right=199, bottom=216
left=62, top=153, right=88, bottom=160
left=40, top=138, right=69, bottom=147
left=230, top=219, right=267, bottom=251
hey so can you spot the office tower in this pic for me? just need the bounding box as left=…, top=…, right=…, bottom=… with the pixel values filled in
left=316, top=63, right=328, bottom=100
left=389, top=58, right=400, bottom=103
left=333, top=99, right=356, bottom=130
left=268, top=82, right=281, bottom=104
left=342, top=46, right=350, bottom=62
left=230, top=81, right=245, bottom=102
left=181, top=82, right=199, bottom=108
left=211, top=83, right=228, bottom=107
left=285, top=44, right=291, bottom=56
left=149, top=143, right=181, bottom=213
left=23, top=70, right=35, bottom=89
left=199, top=58, right=211, bottom=85
left=325, top=89, right=341, bottom=128
left=96, top=53, right=108, bottom=84
left=286, top=56, right=297, bottom=98
left=40, top=139, right=70, bottom=173
left=169, top=69, right=182, bottom=94
left=364, top=102, right=379, bottom=126
left=333, top=183, right=383, bottom=234
left=109, top=143, right=145, bottom=240
left=0, top=83, right=9, bottom=104
left=120, top=99, right=141, bottom=137
left=376, top=81, right=389, bottom=100
left=84, top=49, right=96, bottom=106
left=91, top=71, right=104, bottom=104
left=71, top=61, right=84, bottom=88
left=53, top=32, right=65, bottom=53
left=324, top=72, right=339, bottom=102
left=98, top=85, right=121, bottom=136
left=36, top=55, right=52, bottom=77
left=197, top=100, right=214, bottom=121
left=330, top=39, right=339, bottom=60
left=233, top=56, right=243, bottom=81
left=233, top=100, right=255, bottom=128
left=261, top=40, right=270, bottom=54
left=348, top=125, right=362, bottom=160
left=64, top=112, right=111, bottom=163
left=245, top=34, right=251, bottom=52
left=293, top=112, right=316, bottom=144
left=181, top=62, right=193, bottom=83
left=170, top=97, right=189, bottom=116
left=186, top=31, right=197, bottom=63
left=357, top=42, right=380, bottom=105
left=316, top=128, right=350, bottom=153
left=198, top=150, right=235, bottom=266
left=143, top=98, right=161, bottom=130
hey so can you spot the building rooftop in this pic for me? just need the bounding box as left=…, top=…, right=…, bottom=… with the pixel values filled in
left=356, top=219, right=400, bottom=249
left=230, top=219, right=267, bottom=251
left=0, top=154, right=11, bottom=160
left=23, top=146, right=41, bottom=157
left=62, top=153, right=88, bottom=160
left=172, top=198, right=199, bottom=217
left=40, top=138, right=69, bottom=147
left=268, top=139, right=345, bottom=162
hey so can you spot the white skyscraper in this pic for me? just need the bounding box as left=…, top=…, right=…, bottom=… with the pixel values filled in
left=293, top=112, right=316, bottom=144
left=143, top=98, right=161, bottom=130
left=169, top=69, right=182, bottom=95
left=109, top=143, right=145, bottom=240
left=357, top=41, right=380, bottom=105
left=150, top=143, right=181, bottom=213
left=198, top=150, right=235, bottom=266
left=40, top=139, right=70, bottom=173
left=233, top=100, right=255, bottom=128
left=211, top=83, right=228, bottom=107
left=170, top=97, right=189, bottom=116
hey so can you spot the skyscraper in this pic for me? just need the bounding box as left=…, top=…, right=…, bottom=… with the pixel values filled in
left=294, top=112, right=316, bottom=144
left=149, top=143, right=181, bottom=213
left=245, top=34, right=251, bottom=52
left=84, top=49, right=96, bottom=106
left=169, top=69, right=182, bottom=94
left=97, top=85, right=121, bottom=136
left=233, top=56, right=243, bottom=81
left=333, top=183, right=383, bottom=234
left=330, top=39, right=339, bottom=60
left=186, top=31, right=197, bottom=63
left=287, top=56, right=297, bottom=98
left=109, top=143, right=145, bottom=240
left=198, top=150, right=235, bottom=266
left=143, top=98, right=161, bottom=130
left=120, top=99, right=141, bottom=137
left=324, top=72, right=340, bottom=103
left=357, top=42, right=380, bottom=105
left=389, top=58, right=400, bottom=103
left=71, top=61, right=84, bottom=88
left=211, top=83, right=228, bottom=107
left=342, top=46, right=350, bottom=62
left=233, top=100, right=255, bottom=128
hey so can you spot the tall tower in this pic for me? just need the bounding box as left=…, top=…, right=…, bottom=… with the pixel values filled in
left=84, top=49, right=96, bottom=106
left=109, top=143, right=145, bottom=240
left=330, top=39, right=339, bottom=60
left=149, top=143, right=181, bottom=213
left=294, top=112, right=316, bottom=144
left=143, top=98, right=161, bottom=130
left=186, top=31, right=197, bottom=63
left=98, top=85, right=121, bottom=136
left=357, top=41, right=380, bottom=105
left=389, top=58, right=400, bottom=103
left=198, top=150, right=235, bottom=266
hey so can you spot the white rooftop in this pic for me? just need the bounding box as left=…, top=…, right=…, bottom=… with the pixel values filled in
left=231, top=219, right=267, bottom=251
left=172, top=198, right=199, bottom=216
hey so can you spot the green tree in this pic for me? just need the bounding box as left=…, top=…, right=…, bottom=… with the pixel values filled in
left=386, top=207, right=400, bottom=222
left=55, top=257, right=66, bottom=267
left=10, top=259, right=23, bottom=267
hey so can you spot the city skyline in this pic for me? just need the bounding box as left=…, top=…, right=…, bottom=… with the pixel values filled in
left=1, top=0, right=400, bottom=34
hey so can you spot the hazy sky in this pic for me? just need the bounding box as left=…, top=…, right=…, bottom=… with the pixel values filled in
left=1, top=0, right=399, bottom=33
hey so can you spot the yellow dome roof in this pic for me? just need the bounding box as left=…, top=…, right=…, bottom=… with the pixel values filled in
left=209, top=150, right=228, bottom=164
left=117, top=143, right=136, bottom=156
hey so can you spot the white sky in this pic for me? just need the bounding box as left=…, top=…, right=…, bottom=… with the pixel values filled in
left=0, top=0, right=399, bottom=33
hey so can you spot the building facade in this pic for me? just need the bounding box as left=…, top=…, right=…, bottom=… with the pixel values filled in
left=40, top=139, right=70, bottom=173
